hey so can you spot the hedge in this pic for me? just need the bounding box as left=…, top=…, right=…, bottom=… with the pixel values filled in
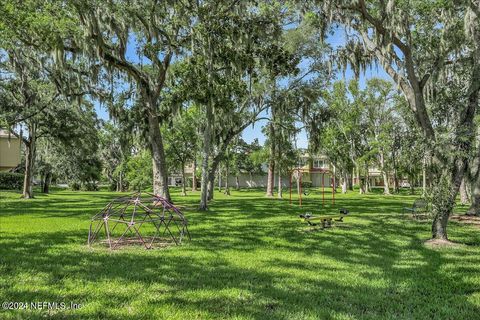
left=0, top=172, right=23, bottom=190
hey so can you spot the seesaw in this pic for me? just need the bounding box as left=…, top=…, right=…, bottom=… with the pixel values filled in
left=299, top=208, right=349, bottom=228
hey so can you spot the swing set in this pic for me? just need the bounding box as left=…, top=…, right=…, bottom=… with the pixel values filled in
left=289, top=168, right=349, bottom=229
left=289, top=168, right=336, bottom=208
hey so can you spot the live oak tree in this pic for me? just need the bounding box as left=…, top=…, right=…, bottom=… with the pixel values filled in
left=0, top=1, right=110, bottom=197
left=312, top=0, right=480, bottom=240
left=0, top=45, right=93, bottom=198
left=3, top=0, right=194, bottom=200
left=1, top=0, right=200, bottom=200
left=36, top=105, right=102, bottom=191
left=0, top=49, right=56, bottom=198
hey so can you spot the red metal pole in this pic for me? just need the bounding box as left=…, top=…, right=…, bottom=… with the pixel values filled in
left=299, top=171, right=302, bottom=208
left=322, top=172, right=325, bottom=208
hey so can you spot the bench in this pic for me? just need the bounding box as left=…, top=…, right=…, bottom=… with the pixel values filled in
left=299, top=208, right=349, bottom=228
left=402, top=198, right=428, bottom=219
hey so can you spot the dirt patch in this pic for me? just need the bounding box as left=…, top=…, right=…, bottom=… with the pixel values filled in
left=93, top=237, right=176, bottom=250
left=450, top=215, right=480, bottom=229
left=424, top=238, right=462, bottom=248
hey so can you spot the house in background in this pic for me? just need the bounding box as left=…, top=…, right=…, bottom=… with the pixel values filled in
left=0, top=129, right=21, bottom=172
left=168, top=151, right=404, bottom=190
left=294, top=153, right=333, bottom=187
left=170, top=153, right=335, bottom=189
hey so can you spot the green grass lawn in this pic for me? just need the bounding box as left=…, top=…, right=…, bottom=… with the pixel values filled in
left=1, top=187, right=480, bottom=319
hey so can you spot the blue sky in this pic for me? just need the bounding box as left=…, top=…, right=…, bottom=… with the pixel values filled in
left=239, top=26, right=390, bottom=148
left=240, top=63, right=389, bottom=148
left=94, top=28, right=390, bottom=148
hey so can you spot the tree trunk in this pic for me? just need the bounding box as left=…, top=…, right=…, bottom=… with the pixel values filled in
left=266, top=161, right=275, bottom=196
left=393, top=170, right=399, bottom=193
left=409, top=175, right=415, bottom=195
left=266, top=98, right=278, bottom=197
left=224, top=164, right=230, bottom=195
left=266, top=121, right=275, bottom=197
left=365, top=163, right=371, bottom=193
left=332, top=165, right=337, bottom=193
left=466, top=182, right=472, bottom=202
left=431, top=168, right=465, bottom=240
left=192, top=158, right=197, bottom=192
left=422, top=155, right=427, bottom=196
left=342, top=172, right=348, bottom=194
left=42, top=171, right=51, bottom=194
left=22, top=123, right=36, bottom=199
left=147, top=112, right=171, bottom=201
left=117, top=170, right=123, bottom=192
left=359, top=168, right=365, bottom=195
left=296, top=173, right=301, bottom=196
left=181, top=163, right=187, bottom=196
left=380, top=150, right=390, bottom=195
left=348, top=169, right=353, bottom=190
left=432, top=205, right=451, bottom=240
left=218, top=165, right=222, bottom=192
left=278, top=172, right=283, bottom=198
left=208, top=171, right=215, bottom=201
left=199, top=101, right=213, bottom=210
left=467, top=180, right=480, bottom=216
left=207, top=154, right=222, bottom=201
left=432, top=43, right=480, bottom=238
left=391, top=146, right=399, bottom=193
left=460, top=177, right=469, bottom=205
left=467, top=138, right=480, bottom=216
left=235, top=175, right=240, bottom=190
left=357, top=164, right=364, bottom=194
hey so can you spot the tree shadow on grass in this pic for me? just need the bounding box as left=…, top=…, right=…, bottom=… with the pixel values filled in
left=2, top=190, right=480, bottom=319
left=1, top=214, right=480, bottom=319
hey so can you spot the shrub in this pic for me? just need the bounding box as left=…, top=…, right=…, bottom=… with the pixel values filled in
left=0, top=172, right=24, bottom=190
left=69, top=181, right=98, bottom=191
left=81, top=182, right=98, bottom=191
left=69, top=181, right=81, bottom=191
left=301, top=181, right=313, bottom=189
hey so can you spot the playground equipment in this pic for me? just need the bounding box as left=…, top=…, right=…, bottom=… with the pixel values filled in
left=289, top=168, right=336, bottom=208
left=299, top=208, right=349, bottom=228
left=88, top=192, right=190, bottom=250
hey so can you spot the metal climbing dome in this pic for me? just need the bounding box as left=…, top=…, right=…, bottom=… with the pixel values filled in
left=88, top=192, right=190, bottom=250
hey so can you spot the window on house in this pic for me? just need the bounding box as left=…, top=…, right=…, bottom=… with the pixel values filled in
left=313, top=159, right=325, bottom=168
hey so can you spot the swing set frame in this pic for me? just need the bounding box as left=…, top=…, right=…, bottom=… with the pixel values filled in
left=289, top=168, right=335, bottom=208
